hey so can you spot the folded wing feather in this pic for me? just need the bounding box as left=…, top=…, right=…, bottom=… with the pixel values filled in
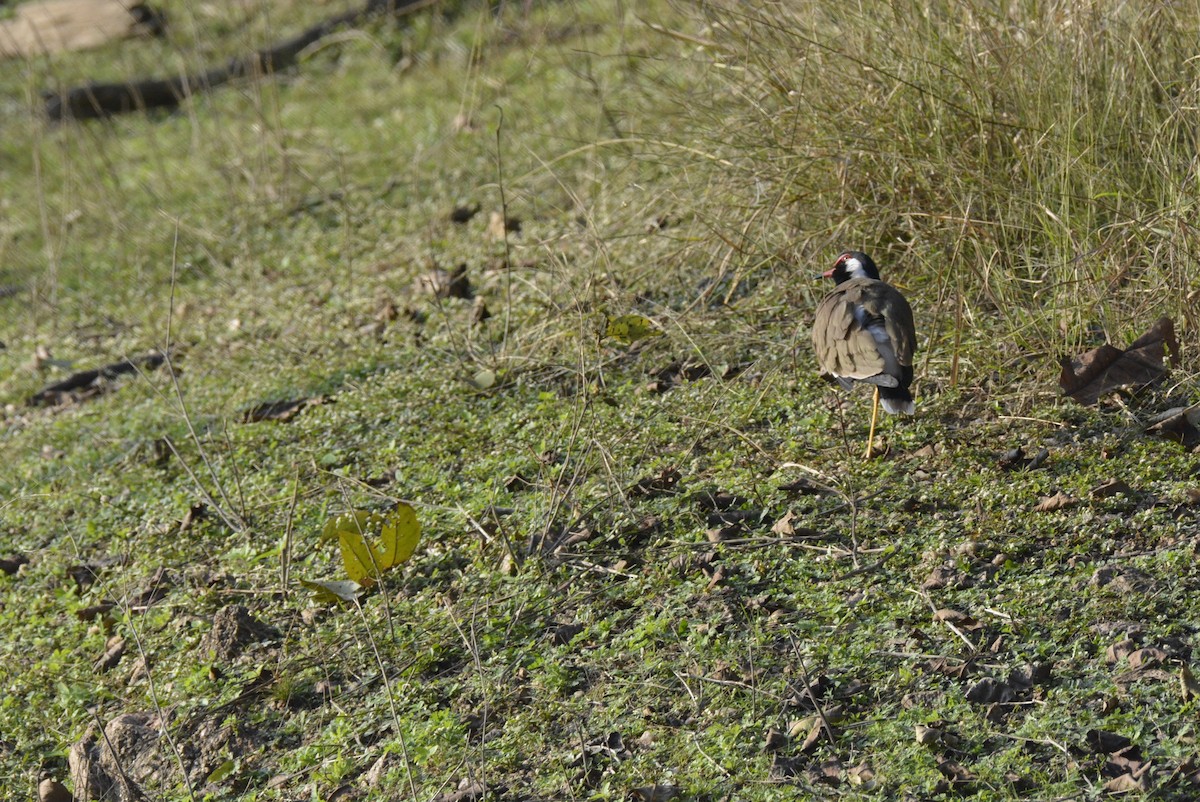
left=813, top=278, right=914, bottom=388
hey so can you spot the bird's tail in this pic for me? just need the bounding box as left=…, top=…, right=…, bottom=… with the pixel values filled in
left=880, top=386, right=915, bottom=415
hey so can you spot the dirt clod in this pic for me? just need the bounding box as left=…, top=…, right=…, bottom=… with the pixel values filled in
left=202, top=604, right=280, bottom=661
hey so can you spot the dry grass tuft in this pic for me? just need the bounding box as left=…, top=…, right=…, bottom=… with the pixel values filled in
left=657, top=0, right=1200, bottom=398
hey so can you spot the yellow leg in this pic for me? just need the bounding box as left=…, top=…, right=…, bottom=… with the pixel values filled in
left=864, top=386, right=880, bottom=460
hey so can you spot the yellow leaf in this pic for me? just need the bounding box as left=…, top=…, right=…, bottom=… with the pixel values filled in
left=322, top=507, right=421, bottom=584
left=339, top=529, right=382, bottom=586
left=321, top=510, right=381, bottom=543
left=378, top=503, right=421, bottom=570
left=604, top=314, right=663, bottom=344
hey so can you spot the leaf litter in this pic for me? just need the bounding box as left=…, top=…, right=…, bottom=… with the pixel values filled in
left=1059, top=316, right=1178, bottom=405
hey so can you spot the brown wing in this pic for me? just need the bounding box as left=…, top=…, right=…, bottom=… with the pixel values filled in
left=858, top=281, right=916, bottom=368
left=812, top=278, right=915, bottom=383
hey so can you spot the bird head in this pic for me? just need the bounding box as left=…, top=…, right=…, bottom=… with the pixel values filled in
left=822, top=251, right=880, bottom=284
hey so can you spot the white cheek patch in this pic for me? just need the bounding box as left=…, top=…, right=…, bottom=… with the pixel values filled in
left=843, top=257, right=872, bottom=281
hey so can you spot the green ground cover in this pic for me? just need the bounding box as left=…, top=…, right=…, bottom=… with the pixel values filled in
left=1, top=1, right=1199, bottom=799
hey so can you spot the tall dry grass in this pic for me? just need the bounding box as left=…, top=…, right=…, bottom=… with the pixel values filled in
left=662, top=0, right=1200, bottom=390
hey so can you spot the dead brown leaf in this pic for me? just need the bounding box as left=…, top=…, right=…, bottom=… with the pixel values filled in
left=771, top=511, right=798, bottom=536
left=1128, top=647, right=1168, bottom=669
left=762, top=728, right=788, bottom=752
left=770, top=511, right=818, bottom=538
left=1103, top=772, right=1148, bottom=793
left=933, top=608, right=984, bottom=630
left=1035, top=491, right=1079, bottom=512
left=93, top=635, right=125, bottom=673
left=846, top=761, right=876, bottom=789
left=923, top=563, right=971, bottom=591
left=798, top=720, right=825, bottom=753
left=1105, top=639, right=1139, bottom=664
left=1059, top=316, right=1178, bottom=405
left=1146, top=406, right=1200, bottom=449
left=241, top=396, right=330, bottom=423
left=936, top=755, right=975, bottom=784
left=1091, top=478, right=1133, bottom=499
left=705, top=527, right=736, bottom=544
left=925, top=656, right=974, bottom=680
left=1091, top=566, right=1153, bottom=594
left=965, top=677, right=1017, bottom=705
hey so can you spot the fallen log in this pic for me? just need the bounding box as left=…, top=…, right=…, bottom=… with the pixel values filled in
left=0, top=0, right=165, bottom=60
left=44, top=0, right=435, bottom=120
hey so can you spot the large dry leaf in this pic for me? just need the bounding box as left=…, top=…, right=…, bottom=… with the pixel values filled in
left=936, top=756, right=975, bottom=783
left=1059, top=316, right=1178, bottom=405
left=933, top=608, right=984, bottom=631
left=1103, top=772, right=1148, bottom=793
left=965, top=677, right=1017, bottom=705
left=1146, top=405, right=1200, bottom=449
left=1035, top=491, right=1079, bottom=512
left=1091, top=478, right=1132, bottom=499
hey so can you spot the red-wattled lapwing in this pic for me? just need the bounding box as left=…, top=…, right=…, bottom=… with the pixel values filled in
left=812, top=251, right=916, bottom=459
